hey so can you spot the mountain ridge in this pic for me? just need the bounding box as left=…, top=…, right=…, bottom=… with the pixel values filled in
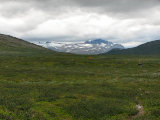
left=107, top=40, right=160, bottom=55
left=85, top=39, right=113, bottom=45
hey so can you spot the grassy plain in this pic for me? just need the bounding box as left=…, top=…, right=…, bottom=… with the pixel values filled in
left=0, top=48, right=160, bottom=120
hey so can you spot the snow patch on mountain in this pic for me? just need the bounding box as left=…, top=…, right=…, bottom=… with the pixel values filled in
left=37, top=39, right=124, bottom=55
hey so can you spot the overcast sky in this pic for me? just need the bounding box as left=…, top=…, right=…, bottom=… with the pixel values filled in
left=0, top=0, right=160, bottom=47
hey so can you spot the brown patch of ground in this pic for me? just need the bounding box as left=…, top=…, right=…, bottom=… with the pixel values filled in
left=127, top=100, right=145, bottom=120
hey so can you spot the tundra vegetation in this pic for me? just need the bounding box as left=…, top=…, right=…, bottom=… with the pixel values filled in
left=0, top=35, right=160, bottom=120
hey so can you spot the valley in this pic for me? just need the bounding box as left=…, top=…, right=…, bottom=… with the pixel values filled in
left=0, top=34, right=160, bottom=120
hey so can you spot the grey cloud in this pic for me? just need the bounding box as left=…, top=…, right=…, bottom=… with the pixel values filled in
left=0, top=0, right=160, bottom=47
left=73, top=0, right=160, bottom=11
left=1, top=0, right=160, bottom=17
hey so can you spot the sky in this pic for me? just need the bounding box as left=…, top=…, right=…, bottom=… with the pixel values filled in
left=0, top=0, right=160, bottom=48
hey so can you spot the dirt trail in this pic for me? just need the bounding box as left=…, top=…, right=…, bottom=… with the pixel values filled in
left=127, top=100, right=145, bottom=120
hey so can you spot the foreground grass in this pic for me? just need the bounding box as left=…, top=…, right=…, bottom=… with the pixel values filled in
left=0, top=50, right=160, bottom=120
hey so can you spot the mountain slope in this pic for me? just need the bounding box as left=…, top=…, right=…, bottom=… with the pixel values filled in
left=107, top=40, right=160, bottom=55
left=38, top=39, right=124, bottom=55
left=0, top=34, right=47, bottom=53
left=85, top=39, right=113, bottom=45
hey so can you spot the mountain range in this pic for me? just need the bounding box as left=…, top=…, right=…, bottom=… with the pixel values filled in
left=37, top=39, right=124, bottom=55
left=1, top=33, right=160, bottom=55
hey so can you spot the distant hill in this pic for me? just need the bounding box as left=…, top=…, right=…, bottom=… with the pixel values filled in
left=107, top=40, right=160, bottom=55
left=0, top=34, right=46, bottom=52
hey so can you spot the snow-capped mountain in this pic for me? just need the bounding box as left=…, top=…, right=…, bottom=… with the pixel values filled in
left=37, top=39, right=124, bottom=55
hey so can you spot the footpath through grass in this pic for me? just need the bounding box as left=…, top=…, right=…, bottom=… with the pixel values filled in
left=0, top=50, right=160, bottom=120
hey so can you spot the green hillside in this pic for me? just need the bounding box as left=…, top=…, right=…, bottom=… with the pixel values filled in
left=0, top=35, right=160, bottom=120
left=108, top=40, right=160, bottom=55
left=0, top=34, right=46, bottom=52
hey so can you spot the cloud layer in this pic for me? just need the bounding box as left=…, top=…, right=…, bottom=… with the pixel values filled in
left=0, top=0, right=160, bottom=47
